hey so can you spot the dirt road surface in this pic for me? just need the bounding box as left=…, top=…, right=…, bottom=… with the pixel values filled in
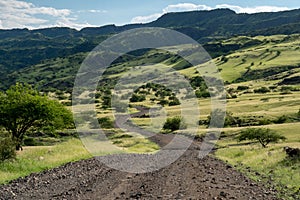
left=0, top=137, right=280, bottom=200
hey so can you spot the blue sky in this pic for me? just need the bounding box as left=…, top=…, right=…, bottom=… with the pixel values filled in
left=0, top=0, right=299, bottom=30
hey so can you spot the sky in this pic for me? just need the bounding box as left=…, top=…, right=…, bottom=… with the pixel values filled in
left=0, top=0, right=299, bottom=30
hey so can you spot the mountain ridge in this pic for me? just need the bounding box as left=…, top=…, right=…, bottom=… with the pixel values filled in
left=1, top=8, right=300, bottom=38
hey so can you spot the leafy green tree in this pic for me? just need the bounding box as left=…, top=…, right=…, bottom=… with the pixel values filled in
left=0, top=83, right=73, bottom=150
left=237, top=128, right=286, bottom=148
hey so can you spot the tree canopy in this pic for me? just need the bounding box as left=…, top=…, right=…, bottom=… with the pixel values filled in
left=0, top=83, right=73, bottom=150
left=237, top=128, right=286, bottom=148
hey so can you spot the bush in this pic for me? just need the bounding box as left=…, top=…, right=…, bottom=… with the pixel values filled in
left=207, top=109, right=237, bottom=128
left=158, top=99, right=169, bottom=106
left=98, top=117, right=114, bottom=129
left=23, top=137, right=38, bottom=146
left=163, top=116, right=186, bottom=133
left=274, top=115, right=289, bottom=124
left=101, top=95, right=111, bottom=109
left=129, top=94, right=146, bottom=102
left=0, top=133, right=16, bottom=162
left=168, top=97, right=180, bottom=106
left=195, top=90, right=210, bottom=98
left=237, top=85, right=249, bottom=91
left=254, top=87, right=270, bottom=93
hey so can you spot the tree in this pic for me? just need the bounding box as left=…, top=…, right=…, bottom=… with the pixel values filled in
left=0, top=83, right=73, bottom=150
left=237, top=128, right=286, bottom=148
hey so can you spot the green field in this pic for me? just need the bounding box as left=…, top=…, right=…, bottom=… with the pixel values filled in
left=0, top=138, right=91, bottom=185
left=215, top=123, right=300, bottom=199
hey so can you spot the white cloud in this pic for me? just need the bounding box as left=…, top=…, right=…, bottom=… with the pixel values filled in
left=78, top=9, right=107, bottom=14
left=131, top=3, right=292, bottom=24
left=0, top=0, right=95, bottom=30
left=131, top=13, right=162, bottom=24
left=216, top=4, right=290, bottom=14
left=163, top=3, right=212, bottom=13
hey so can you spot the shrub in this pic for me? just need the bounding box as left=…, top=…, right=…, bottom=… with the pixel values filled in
left=274, top=115, right=289, bottom=124
left=237, top=85, right=249, bottom=91
left=254, top=87, right=270, bottom=93
left=158, top=99, right=169, bottom=106
left=207, top=110, right=241, bottom=127
left=23, top=137, right=38, bottom=146
left=129, top=94, right=146, bottom=102
left=163, top=116, right=186, bottom=133
left=101, top=95, right=111, bottom=109
left=195, top=90, right=210, bottom=98
left=168, top=97, right=180, bottom=106
left=0, top=132, right=16, bottom=162
left=97, top=117, right=114, bottom=129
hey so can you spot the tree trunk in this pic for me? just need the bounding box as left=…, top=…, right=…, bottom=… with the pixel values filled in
left=14, top=137, right=23, bottom=151
left=15, top=142, right=23, bottom=151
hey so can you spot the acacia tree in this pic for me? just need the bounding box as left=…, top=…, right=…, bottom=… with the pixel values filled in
left=238, top=128, right=286, bottom=148
left=0, top=83, right=73, bottom=150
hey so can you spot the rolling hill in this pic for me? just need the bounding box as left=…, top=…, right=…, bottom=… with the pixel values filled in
left=1, top=8, right=300, bottom=91
left=3, top=33, right=300, bottom=93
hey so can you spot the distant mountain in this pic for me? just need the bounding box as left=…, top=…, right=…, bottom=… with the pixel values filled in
left=0, top=8, right=300, bottom=90
left=1, top=8, right=300, bottom=41
left=148, top=8, right=300, bottom=41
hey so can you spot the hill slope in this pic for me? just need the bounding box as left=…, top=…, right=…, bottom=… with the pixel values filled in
left=4, top=34, right=300, bottom=92
left=1, top=8, right=300, bottom=88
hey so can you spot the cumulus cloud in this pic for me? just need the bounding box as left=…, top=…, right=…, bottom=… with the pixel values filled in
left=131, top=3, right=292, bottom=24
left=131, top=13, right=163, bottom=24
left=0, top=0, right=96, bottom=30
left=216, top=4, right=290, bottom=14
left=163, top=3, right=212, bottom=13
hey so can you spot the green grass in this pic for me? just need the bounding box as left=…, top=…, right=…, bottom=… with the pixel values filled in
left=179, top=34, right=300, bottom=83
left=0, top=138, right=92, bottom=185
left=215, top=123, right=300, bottom=200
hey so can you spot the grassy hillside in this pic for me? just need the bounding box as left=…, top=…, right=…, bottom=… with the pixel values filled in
left=5, top=34, right=299, bottom=94
left=180, top=34, right=300, bottom=83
